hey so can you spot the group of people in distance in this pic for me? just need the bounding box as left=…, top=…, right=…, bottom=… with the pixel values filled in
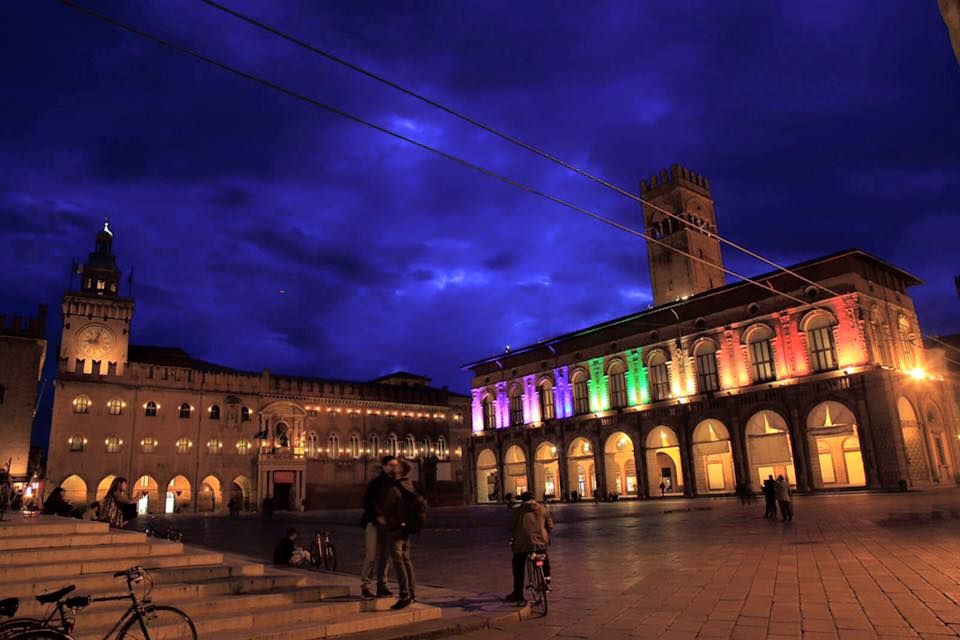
left=40, top=476, right=139, bottom=526
left=761, top=474, right=794, bottom=521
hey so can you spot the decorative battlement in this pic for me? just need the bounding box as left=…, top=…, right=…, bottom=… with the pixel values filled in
left=0, top=304, right=47, bottom=340
left=640, top=163, right=711, bottom=195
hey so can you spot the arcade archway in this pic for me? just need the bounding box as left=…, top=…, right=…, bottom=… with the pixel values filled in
left=165, top=475, right=192, bottom=514
left=533, top=442, right=560, bottom=501
left=692, top=419, right=736, bottom=494
left=476, top=449, right=499, bottom=503
left=59, top=474, right=88, bottom=506
left=566, top=437, right=597, bottom=499
left=745, top=410, right=795, bottom=488
left=197, top=475, right=222, bottom=512
left=133, top=475, right=160, bottom=515
left=604, top=432, right=638, bottom=497
left=807, top=401, right=865, bottom=488
left=645, top=427, right=683, bottom=497
left=503, top=446, right=528, bottom=498
left=95, top=475, right=116, bottom=501
left=898, top=397, right=929, bottom=485
left=231, top=475, right=253, bottom=511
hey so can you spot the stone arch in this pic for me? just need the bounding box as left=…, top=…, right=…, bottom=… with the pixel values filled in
left=898, top=396, right=929, bottom=484
left=806, top=400, right=865, bottom=488
left=604, top=432, right=638, bottom=497
left=231, top=475, right=253, bottom=511
left=476, top=448, right=498, bottom=503
left=59, top=474, right=88, bottom=506
left=691, top=419, right=736, bottom=494
left=533, top=441, right=560, bottom=501
left=95, top=474, right=116, bottom=501
left=165, top=475, right=192, bottom=514
left=132, top=475, right=160, bottom=514
left=503, top=445, right=528, bottom=497
left=198, top=475, right=222, bottom=512
left=745, top=409, right=795, bottom=488
left=798, top=308, right=838, bottom=332
left=566, top=437, right=597, bottom=499
left=923, top=400, right=953, bottom=481
left=645, top=426, right=683, bottom=496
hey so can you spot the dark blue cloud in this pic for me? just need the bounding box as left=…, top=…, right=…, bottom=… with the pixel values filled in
left=1, top=0, right=957, bottom=422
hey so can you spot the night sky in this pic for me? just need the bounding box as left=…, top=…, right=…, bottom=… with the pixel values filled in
left=3, top=1, right=958, bottom=433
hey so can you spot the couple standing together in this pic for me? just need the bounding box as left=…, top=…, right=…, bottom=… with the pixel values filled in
left=360, top=456, right=426, bottom=610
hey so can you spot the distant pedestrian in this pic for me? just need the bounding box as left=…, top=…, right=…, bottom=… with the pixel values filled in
left=100, top=477, right=136, bottom=528
left=505, top=491, right=553, bottom=606
left=228, top=497, right=240, bottom=517
left=383, top=459, right=426, bottom=610
left=658, top=481, right=666, bottom=497
left=360, top=456, right=398, bottom=600
left=762, top=475, right=777, bottom=518
left=775, top=475, right=793, bottom=522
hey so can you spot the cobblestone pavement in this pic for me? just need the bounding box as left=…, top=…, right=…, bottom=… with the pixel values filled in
left=153, top=489, right=960, bottom=639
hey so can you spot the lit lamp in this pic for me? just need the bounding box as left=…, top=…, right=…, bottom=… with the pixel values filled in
left=909, top=368, right=927, bottom=381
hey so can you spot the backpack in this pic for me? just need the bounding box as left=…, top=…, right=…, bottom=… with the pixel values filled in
left=401, top=487, right=428, bottom=534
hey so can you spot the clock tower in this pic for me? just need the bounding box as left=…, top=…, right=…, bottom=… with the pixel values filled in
left=60, top=221, right=134, bottom=376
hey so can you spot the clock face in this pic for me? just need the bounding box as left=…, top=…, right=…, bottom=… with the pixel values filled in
left=76, top=323, right=116, bottom=360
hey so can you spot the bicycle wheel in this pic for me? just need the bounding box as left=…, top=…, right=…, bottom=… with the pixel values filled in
left=324, top=543, right=337, bottom=572
left=526, top=566, right=547, bottom=616
left=0, top=617, right=45, bottom=640
left=117, top=605, right=197, bottom=640
left=308, top=541, right=322, bottom=569
left=4, top=630, right=71, bottom=640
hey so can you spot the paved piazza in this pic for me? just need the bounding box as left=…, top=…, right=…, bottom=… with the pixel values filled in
left=154, top=489, right=960, bottom=639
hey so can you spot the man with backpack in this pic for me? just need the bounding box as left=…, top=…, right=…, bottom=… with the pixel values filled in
left=382, top=458, right=427, bottom=611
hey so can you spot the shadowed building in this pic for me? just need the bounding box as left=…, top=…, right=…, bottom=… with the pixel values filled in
left=464, top=165, right=959, bottom=503
left=47, top=223, right=470, bottom=513
left=0, top=306, right=47, bottom=482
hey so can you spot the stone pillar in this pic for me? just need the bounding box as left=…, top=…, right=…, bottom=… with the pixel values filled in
left=788, top=405, right=811, bottom=491
left=594, top=434, right=607, bottom=499
left=678, top=423, right=695, bottom=497
left=853, top=391, right=882, bottom=489
left=728, top=408, right=751, bottom=490
left=557, top=434, right=570, bottom=501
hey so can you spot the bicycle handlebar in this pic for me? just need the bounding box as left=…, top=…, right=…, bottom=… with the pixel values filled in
left=112, top=566, right=144, bottom=580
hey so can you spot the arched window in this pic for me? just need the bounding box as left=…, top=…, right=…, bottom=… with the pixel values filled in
left=206, top=439, right=222, bottom=454
left=328, top=433, right=341, bottom=457
left=68, top=433, right=87, bottom=452
left=694, top=341, right=720, bottom=393
left=306, top=431, right=320, bottom=458
left=141, top=436, right=158, bottom=453
left=387, top=433, right=399, bottom=457
left=236, top=439, right=251, bottom=455
left=368, top=433, right=380, bottom=456
left=209, top=404, right=221, bottom=420
left=508, top=385, right=524, bottom=426
left=746, top=325, right=776, bottom=383
left=144, top=401, right=158, bottom=417
left=104, top=435, right=122, bottom=453
left=898, top=315, right=915, bottom=368
left=481, top=395, right=496, bottom=430
left=804, top=313, right=838, bottom=372
left=175, top=437, right=193, bottom=454
left=538, top=380, right=555, bottom=421
left=437, top=436, right=449, bottom=459
left=571, top=369, right=590, bottom=415
left=74, top=395, right=92, bottom=414
left=647, top=351, right=671, bottom=401
left=404, top=434, right=416, bottom=458
left=422, top=437, right=432, bottom=458
left=178, top=403, right=192, bottom=419
left=349, top=433, right=362, bottom=458
left=240, top=406, right=251, bottom=422
left=607, top=362, right=627, bottom=408
left=107, top=398, right=124, bottom=416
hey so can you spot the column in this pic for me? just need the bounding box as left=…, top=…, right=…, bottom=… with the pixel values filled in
left=557, top=435, right=570, bottom=501
left=594, top=434, right=607, bottom=498
left=634, top=426, right=649, bottom=498
left=471, top=389, right=483, bottom=433
left=728, top=408, right=751, bottom=490
left=788, top=405, right=811, bottom=491
left=678, top=423, right=695, bottom=497
left=523, top=375, right=539, bottom=424
left=495, top=382, right=509, bottom=429
left=553, top=366, right=572, bottom=418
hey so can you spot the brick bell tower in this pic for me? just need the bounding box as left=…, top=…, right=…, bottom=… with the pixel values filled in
left=60, top=220, right=134, bottom=376
left=641, top=164, right=725, bottom=306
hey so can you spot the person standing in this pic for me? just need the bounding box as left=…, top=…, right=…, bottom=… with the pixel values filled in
left=360, top=456, right=398, bottom=600
left=775, top=475, right=793, bottom=522
left=505, top=491, right=554, bottom=605
left=382, top=459, right=426, bottom=610
left=762, top=475, right=777, bottom=518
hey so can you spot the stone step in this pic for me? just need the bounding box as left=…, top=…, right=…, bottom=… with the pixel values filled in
left=0, top=550, right=224, bottom=582
left=0, top=518, right=109, bottom=536
left=0, top=531, right=148, bottom=551
left=0, top=541, right=183, bottom=565
left=201, top=604, right=443, bottom=640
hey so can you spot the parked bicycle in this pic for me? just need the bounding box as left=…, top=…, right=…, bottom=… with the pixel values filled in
left=144, top=519, right=184, bottom=543
left=0, top=584, right=90, bottom=639
left=524, top=552, right=548, bottom=616
left=1, top=566, right=197, bottom=640
left=309, top=530, right=337, bottom=572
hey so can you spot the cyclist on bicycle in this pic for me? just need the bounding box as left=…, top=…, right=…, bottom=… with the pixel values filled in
left=505, top=491, right=553, bottom=605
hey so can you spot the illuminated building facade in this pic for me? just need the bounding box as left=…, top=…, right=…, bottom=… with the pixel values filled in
left=47, top=224, right=469, bottom=513
left=465, top=166, right=960, bottom=503
left=0, top=305, right=47, bottom=483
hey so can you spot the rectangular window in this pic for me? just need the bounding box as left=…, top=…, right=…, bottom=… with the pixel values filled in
left=609, top=372, right=627, bottom=409
left=696, top=352, right=720, bottom=393
left=573, top=380, right=590, bottom=415
left=649, top=363, right=671, bottom=401
left=509, top=395, right=524, bottom=426
left=483, top=401, right=496, bottom=429
left=808, top=327, right=838, bottom=372
left=539, top=387, right=555, bottom=421
left=749, top=340, right=776, bottom=383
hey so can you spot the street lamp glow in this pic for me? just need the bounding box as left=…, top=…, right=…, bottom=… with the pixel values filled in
left=908, top=367, right=926, bottom=380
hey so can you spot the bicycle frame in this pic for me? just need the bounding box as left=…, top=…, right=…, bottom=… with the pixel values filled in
left=86, top=591, right=148, bottom=640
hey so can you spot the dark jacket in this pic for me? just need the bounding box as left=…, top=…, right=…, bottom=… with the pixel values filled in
left=382, top=477, right=416, bottom=532
left=761, top=478, right=777, bottom=498
left=509, top=499, right=554, bottom=554
left=273, top=537, right=295, bottom=565
left=42, top=491, right=72, bottom=517
left=361, top=472, right=395, bottom=527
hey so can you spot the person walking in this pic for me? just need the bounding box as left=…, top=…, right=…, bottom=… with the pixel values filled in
left=383, top=459, right=425, bottom=611
left=762, top=475, right=777, bottom=518
left=505, top=491, right=554, bottom=605
left=99, top=477, right=136, bottom=528
left=360, top=455, right=398, bottom=600
left=775, top=475, right=793, bottom=522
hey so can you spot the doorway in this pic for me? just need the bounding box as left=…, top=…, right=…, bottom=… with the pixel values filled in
left=273, top=483, right=292, bottom=511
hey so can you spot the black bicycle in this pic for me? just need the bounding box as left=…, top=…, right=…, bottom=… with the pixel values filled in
left=524, top=552, right=549, bottom=616
left=309, top=530, right=337, bottom=571
left=0, top=586, right=86, bottom=640
left=144, top=520, right=184, bottom=543
left=2, top=566, right=197, bottom=640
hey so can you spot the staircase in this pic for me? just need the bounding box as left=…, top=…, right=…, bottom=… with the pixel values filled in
left=0, top=516, right=440, bottom=639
